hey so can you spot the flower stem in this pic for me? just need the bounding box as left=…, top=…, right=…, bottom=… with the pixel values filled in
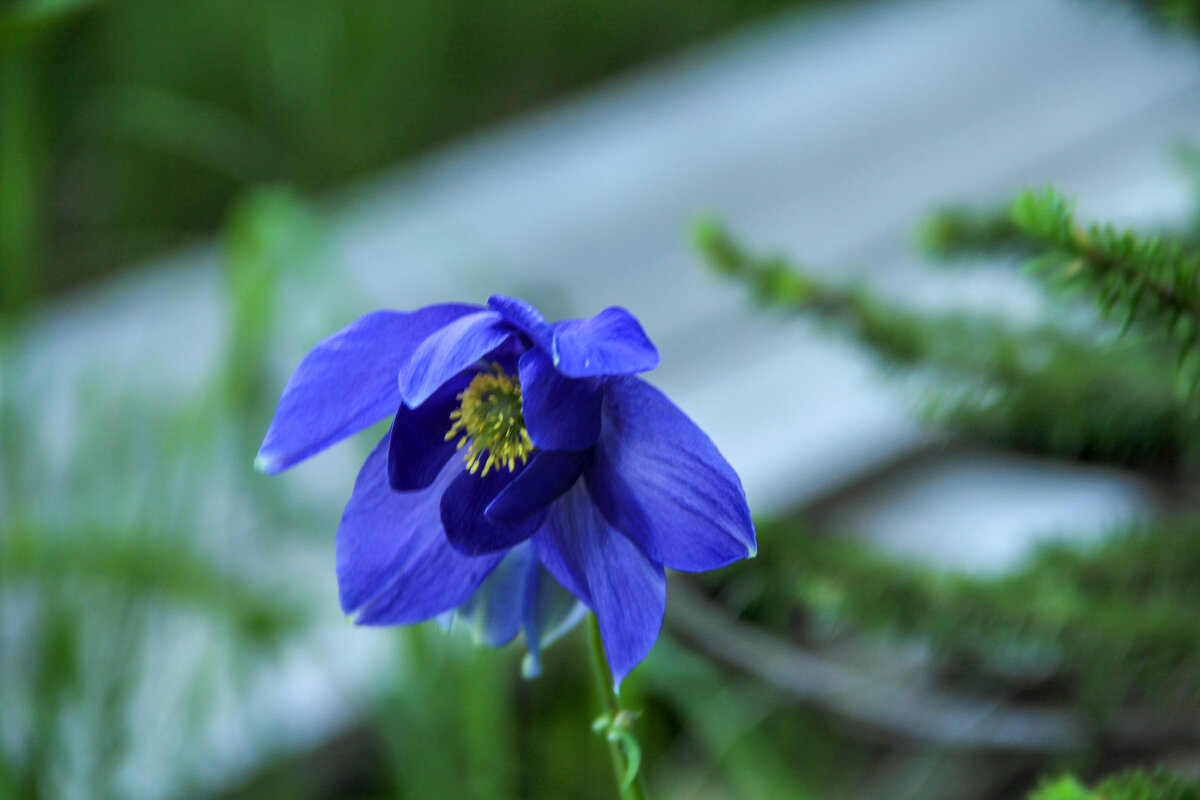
left=586, top=613, right=648, bottom=800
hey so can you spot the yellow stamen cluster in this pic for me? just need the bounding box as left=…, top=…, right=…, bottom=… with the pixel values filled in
left=445, top=363, right=535, bottom=476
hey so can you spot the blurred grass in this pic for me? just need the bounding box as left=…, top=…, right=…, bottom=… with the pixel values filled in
left=0, top=0, right=820, bottom=310
left=0, top=184, right=329, bottom=799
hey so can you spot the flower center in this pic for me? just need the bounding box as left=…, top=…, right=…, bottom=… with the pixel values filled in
left=445, top=363, right=535, bottom=476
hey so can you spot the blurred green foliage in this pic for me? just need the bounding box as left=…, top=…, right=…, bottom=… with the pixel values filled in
left=742, top=518, right=1200, bottom=714
left=695, top=216, right=1200, bottom=474
left=697, top=160, right=1200, bottom=797
left=0, top=0, right=816, bottom=311
left=1134, top=0, right=1200, bottom=31
left=0, top=190, right=320, bottom=798
left=1030, top=769, right=1200, bottom=800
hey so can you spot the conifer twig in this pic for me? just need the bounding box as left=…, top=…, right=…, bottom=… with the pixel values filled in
left=668, top=580, right=1200, bottom=753
left=1011, top=188, right=1200, bottom=360
left=695, top=216, right=1200, bottom=472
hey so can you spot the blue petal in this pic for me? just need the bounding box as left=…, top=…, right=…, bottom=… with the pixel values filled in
left=586, top=377, right=756, bottom=572
left=518, top=349, right=602, bottom=450
left=399, top=310, right=516, bottom=408
left=533, top=483, right=665, bottom=688
left=256, top=304, right=478, bottom=473
left=450, top=542, right=534, bottom=646
left=520, top=562, right=587, bottom=678
left=551, top=306, right=659, bottom=378
left=388, top=371, right=471, bottom=491
left=485, top=448, right=591, bottom=524
left=337, top=435, right=503, bottom=623
left=441, top=467, right=547, bottom=555
left=488, top=295, right=553, bottom=350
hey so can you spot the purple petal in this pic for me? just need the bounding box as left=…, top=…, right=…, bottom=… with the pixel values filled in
left=388, top=371, right=471, bottom=491
left=486, top=448, right=591, bottom=524
left=586, top=377, right=756, bottom=572
left=256, top=304, right=478, bottom=473
left=399, top=310, right=516, bottom=408
left=450, top=542, right=534, bottom=646
left=488, top=295, right=553, bottom=350
left=337, top=436, right=502, bottom=623
left=533, top=483, right=665, bottom=688
left=551, top=306, right=659, bottom=378
left=518, top=349, right=602, bottom=450
left=441, top=467, right=547, bottom=555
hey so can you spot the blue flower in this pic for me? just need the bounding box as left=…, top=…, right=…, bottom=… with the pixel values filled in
left=257, top=295, right=756, bottom=686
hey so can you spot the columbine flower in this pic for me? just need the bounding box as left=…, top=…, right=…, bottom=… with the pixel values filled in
left=257, top=295, right=756, bottom=685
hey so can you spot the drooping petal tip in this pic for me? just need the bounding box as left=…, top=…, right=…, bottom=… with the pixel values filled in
left=253, top=451, right=279, bottom=474
left=521, top=652, right=542, bottom=679
left=535, top=482, right=666, bottom=689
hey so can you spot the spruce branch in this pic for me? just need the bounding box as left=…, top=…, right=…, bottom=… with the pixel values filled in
left=694, top=218, right=1200, bottom=473
left=694, top=214, right=1038, bottom=377
left=670, top=572, right=1200, bottom=754
left=733, top=518, right=1200, bottom=713
left=1011, top=188, right=1200, bottom=358
left=918, top=204, right=1030, bottom=260
left=667, top=579, right=1089, bottom=754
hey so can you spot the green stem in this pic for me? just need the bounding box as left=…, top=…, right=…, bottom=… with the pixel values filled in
left=586, top=613, right=648, bottom=800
